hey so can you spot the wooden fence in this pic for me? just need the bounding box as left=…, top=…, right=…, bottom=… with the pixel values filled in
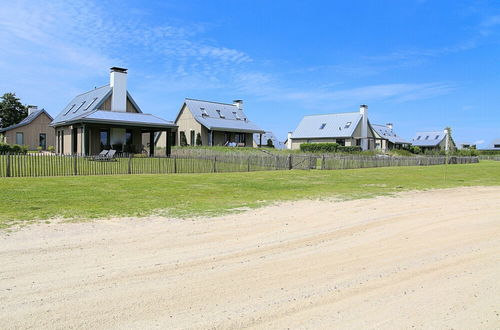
left=0, top=152, right=479, bottom=178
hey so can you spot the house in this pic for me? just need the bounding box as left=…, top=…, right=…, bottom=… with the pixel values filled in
left=411, top=129, right=456, bottom=152
left=371, top=123, right=411, bottom=151
left=253, top=131, right=285, bottom=149
left=458, top=142, right=476, bottom=149
left=481, top=138, right=500, bottom=150
left=50, top=67, right=176, bottom=156
left=0, top=106, right=55, bottom=150
left=287, top=105, right=376, bottom=150
left=170, top=98, right=265, bottom=147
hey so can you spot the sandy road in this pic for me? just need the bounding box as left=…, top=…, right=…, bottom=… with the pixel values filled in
left=1, top=186, right=499, bottom=329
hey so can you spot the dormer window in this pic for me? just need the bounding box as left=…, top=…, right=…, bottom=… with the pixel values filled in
left=416, top=136, right=421, bottom=140
left=435, top=135, right=439, bottom=140
left=344, top=121, right=352, bottom=129
left=216, top=110, right=225, bottom=118
left=201, top=107, right=208, bottom=116
left=425, top=136, right=429, bottom=140
left=319, top=123, right=326, bottom=129
left=233, top=111, right=241, bottom=120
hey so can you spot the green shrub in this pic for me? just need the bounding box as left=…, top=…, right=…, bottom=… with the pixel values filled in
left=337, top=146, right=362, bottom=153
left=266, top=138, right=274, bottom=148
left=300, top=143, right=339, bottom=153
left=0, top=143, right=10, bottom=153
left=47, top=146, right=55, bottom=153
left=196, top=133, right=202, bottom=146
left=180, top=132, right=188, bottom=146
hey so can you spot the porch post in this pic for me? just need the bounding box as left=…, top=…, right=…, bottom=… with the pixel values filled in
left=166, top=128, right=171, bottom=157
left=82, top=124, right=86, bottom=156
left=208, top=130, right=212, bottom=146
left=149, top=131, right=154, bottom=157
left=259, top=133, right=262, bottom=147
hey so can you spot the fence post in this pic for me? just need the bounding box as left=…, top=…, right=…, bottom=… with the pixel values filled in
left=6, top=153, right=11, bottom=177
left=213, top=156, right=217, bottom=173
left=128, top=154, right=132, bottom=174
left=174, top=156, right=177, bottom=173
left=287, top=154, right=292, bottom=170
left=73, top=154, right=78, bottom=176
left=247, top=156, right=251, bottom=172
left=321, top=154, right=325, bottom=170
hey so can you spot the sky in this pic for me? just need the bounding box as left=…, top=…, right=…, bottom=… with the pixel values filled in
left=0, top=0, right=499, bottom=147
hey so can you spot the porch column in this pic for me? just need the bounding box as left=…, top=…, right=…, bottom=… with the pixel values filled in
left=165, top=128, right=172, bottom=157
left=208, top=130, right=213, bottom=146
left=82, top=124, right=86, bottom=156
left=259, top=133, right=262, bottom=147
left=149, top=131, right=154, bottom=157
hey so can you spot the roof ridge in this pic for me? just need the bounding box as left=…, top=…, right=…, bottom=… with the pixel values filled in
left=185, top=98, right=237, bottom=107
left=73, top=84, right=110, bottom=98
left=303, top=111, right=360, bottom=117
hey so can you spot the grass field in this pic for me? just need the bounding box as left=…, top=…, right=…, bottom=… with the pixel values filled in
left=0, top=161, right=499, bottom=229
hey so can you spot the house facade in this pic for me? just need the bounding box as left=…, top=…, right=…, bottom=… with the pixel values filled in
left=287, top=105, right=376, bottom=150
left=411, top=129, right=456, bottom=152
left=50, top=67, right=176, bottom=156
left=168, top=98, right=265, bottom=147
left=0, top=106, right=55, bottom=150
left=371, top=123, right=410, bottom=151
left=253, top=131, right=285, bottom=149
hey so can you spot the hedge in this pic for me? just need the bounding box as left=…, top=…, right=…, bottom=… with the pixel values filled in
left=299, top=143, right=362, bottom=153
left=0, top=143, right=28, bottom=154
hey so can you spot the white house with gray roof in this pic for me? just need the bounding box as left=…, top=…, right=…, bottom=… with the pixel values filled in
left=51, top=67, right=176, bottom=156
left=288, top=105, right=376, bottom=150
left=170, top=98, right=265, bottom=147
left=411, top=129, right=455, bottom=152
left=371, top=123, right=410, bottom=151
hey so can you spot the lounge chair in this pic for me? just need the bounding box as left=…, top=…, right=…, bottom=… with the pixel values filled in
left=95, top=149, right=117, bottom=162
left=90, top=150, right=108, bottom=161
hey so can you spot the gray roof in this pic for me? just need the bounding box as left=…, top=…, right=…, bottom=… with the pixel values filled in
left=253, top=131, right=285, bottom=149
left=0, top=109, right=53, bottom=132
left=181, top=98, right=265, bottom=133
left=372, top=124, right=410, bottom=144
left=83, top=111, right=175, bottom=128
left=291, top=112, right=362, bottom=139
left=411, top=131, right=445, bottom=147
left=51, top=85, right=174, bottom=129
left=483, top=138, right=500, bottom=150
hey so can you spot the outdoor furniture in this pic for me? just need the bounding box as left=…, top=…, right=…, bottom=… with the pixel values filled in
left=94, top=149, right=117, bottom=162
left=90, top=150, right=108, bottom=161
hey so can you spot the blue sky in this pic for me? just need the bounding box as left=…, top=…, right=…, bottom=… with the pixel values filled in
left=0, top=0, right=499, bottom=146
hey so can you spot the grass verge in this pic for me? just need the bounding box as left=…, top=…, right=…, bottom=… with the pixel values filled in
left=1, top=161, right=499, bottom=229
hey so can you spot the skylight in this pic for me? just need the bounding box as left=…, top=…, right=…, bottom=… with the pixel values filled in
left=74, top=101, right=86, bottom=113
left=201, top=107, right=208, bottom=116
left=85, top=98, right=98, bottom=111
left=233, top=111, right=241, bottom=120
left=344, top=122, right=351, bottom=129
left=319, top=123, right=326, bottom=129
left=416, top=136, right=421, bottom=140
left=435, top=135, right=440, bottom=140
left=425, top=136, right=430, bottom=140
left=64, top=104, right=76, bottom=116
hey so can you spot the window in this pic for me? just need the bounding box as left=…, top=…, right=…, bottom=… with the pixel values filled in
left=336, top=139, right=345, bottom=146
left=200, top=107, right=208, bottom=116
left=425, top=136, right=429, bottom=140
left=233, top=111, right=241, bottom=120
left=344, top=122, right=352, bottom=129
left=416, top=136, right=421, bottom=140
left=494, top=144, right=500, bottom=148
left=74, top=101, right=86, bottom=113
left=319, top=123, right=326, bottom=129
left=16, top=132, right=24, bottom=145
left=100, top=129, right=110, bottom=150
left=216, top=110, right=225, bottom=118
left=435, top=135, right=440, bottom=140
left=64, top=104, right=76, bottom=116
left=39, top=133, right=46, bottom=150
left=235, top=133, right=246, bottom=144
left=85, top=98, right=98, bottom=111
left=190, top=130, right=195, bottom=146
left=125, top=129, right=133, bottom=145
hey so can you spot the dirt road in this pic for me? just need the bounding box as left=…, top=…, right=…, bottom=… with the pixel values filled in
left=1, top=186, right=499, bottom=329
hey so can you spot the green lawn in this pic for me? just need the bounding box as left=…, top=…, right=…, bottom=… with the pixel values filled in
left=1, top=161, right=499, bottom=229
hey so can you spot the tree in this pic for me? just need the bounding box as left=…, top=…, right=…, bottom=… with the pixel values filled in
left=196, top=133, right=202, bottom=146
left=266, top=138, right=274, bottom=148
left=180, top=131, right=188, bottom=146
left=0, top=93, right=28, bottom=129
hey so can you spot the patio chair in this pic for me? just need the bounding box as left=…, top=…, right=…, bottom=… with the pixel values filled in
left=95, top=149, right=117, bottom=162
left=91, top=150, right=109, bottom=161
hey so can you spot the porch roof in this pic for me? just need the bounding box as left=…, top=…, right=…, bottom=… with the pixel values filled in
left=52, top=110, right=177, bottom=130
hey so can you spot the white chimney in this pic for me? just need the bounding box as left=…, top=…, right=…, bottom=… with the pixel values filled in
left=110, top=67, right=128, bottom=112
left=386, top=123, right=393, bottom=130
left=287, top=132, right=293, bottom=149
left=444, top=128, right=450, bottom=152
left=359, top=104, right=368, bottom=151
left=27, top=105, right=38, bottom=116
left=233, top=99, right=243, bottom=110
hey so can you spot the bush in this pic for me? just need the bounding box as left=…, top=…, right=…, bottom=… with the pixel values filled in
left=266, top=138, right=274, bottom=148
left=337, top=146, right=362, bottom=153
left=300, top=143, right=339, bottom=153
left=0, top=143, right=9, bottom=153
left=180, top=132, right=188, bottom=146
left=47, top=145, right=55, bottom=153
left=196, top=133, right=202, bottom=146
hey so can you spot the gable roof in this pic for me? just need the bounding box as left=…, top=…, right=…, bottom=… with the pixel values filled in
left=180, top=98, right=265, bottom=133
left=411, top=131, right=446, bottom=146
left=291, top=112, right=362, bottom=139
left=483, top=138, right=500, bottom=150
left=253, top=131, right=285, bottom=149
left=371, top=124, right=410, bottom=144
left=82, top=110, right=174, bottom=128
left=0, top=109, right=53, bottom=133
left=51, top=85, right=144, bottom=126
